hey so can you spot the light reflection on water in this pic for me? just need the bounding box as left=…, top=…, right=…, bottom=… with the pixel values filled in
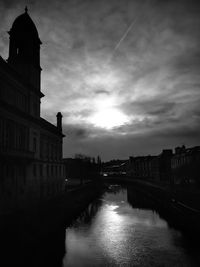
left=63, top=186, right=197, bottom=267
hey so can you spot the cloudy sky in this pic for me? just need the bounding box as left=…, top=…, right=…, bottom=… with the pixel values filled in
left=0, top=0, right=200, bottom=160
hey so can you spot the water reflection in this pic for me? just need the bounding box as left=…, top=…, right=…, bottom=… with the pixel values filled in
left=63, top=185, right=198, bottom=266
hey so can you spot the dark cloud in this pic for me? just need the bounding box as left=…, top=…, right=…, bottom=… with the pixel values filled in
left=121, top=99, right=176, bottom=117
left=172, top=51, right=200, bottom=75
left=148, top=102, right=175, bottom=116
left=63, top=124, right=90, bottom=140
left=72, top=39, right=85, bottom=50
left=0, top=0, right=24, bottom=8
left=63, top=123, right=200, bottom=160
left=94, top=89, right=110, bottom=95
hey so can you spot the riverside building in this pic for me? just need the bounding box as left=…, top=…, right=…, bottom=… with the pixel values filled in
left=0, top=8, right=65, bottom=213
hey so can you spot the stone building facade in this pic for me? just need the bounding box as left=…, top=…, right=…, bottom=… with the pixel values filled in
left=171, top=145, right=200, bottom=185
left=127, top=149, right=173, bottom=182
left=0, top=9, right=65, bottom=213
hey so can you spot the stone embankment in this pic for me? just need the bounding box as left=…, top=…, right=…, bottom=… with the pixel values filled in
left=1, top=181, right=103, bottom=267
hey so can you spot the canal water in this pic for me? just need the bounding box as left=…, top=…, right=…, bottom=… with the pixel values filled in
left=63, top=184, right=200, bottom=267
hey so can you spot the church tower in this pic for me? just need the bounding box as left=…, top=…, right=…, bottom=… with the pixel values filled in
left=8, top=7, right=42, bottom=92
left=7, top=7, right=43, bottom=117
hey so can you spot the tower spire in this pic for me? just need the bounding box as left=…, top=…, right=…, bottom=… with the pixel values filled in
left=8, top=8, right=42, bottom=92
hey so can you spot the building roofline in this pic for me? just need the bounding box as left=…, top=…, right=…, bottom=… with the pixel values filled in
left=0, top=100, right=65, bottom=137
left=40, top=117, right=65, bottom=137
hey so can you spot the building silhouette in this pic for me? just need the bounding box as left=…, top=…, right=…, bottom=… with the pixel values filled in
left=126, top=146, right=200, bottom=187
left=171, top=145, right=200, bottom=186
left=0, top=8, right=65, bottom=213
left=127, top=150, right=173, bottom=182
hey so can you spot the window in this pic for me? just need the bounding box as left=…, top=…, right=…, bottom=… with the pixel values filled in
left=51, top=165, right=53, bottom=176
left=33, top=137, right=37, bottom=152
left=47, top=165, right=49, bottom=177
left=55, top=166, right=57, bottom=177
left=33, top=164, right=36, bottom=176
left=51, top=144, right=53, bottom=159
left=40, top=164, right=43, bottom=177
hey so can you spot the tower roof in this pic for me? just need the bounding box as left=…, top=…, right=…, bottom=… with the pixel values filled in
left=9, top=8, right=41, bottom=44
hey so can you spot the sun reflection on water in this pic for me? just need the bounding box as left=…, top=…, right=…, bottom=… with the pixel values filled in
left=63, top=188, right=193, bottom=267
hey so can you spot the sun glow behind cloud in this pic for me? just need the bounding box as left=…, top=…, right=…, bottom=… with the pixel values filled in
left=58, top=62, right=133, bottom=130
left=89, top=108, right=129, bottom=129
left=87, top=95, right=131, bottom=129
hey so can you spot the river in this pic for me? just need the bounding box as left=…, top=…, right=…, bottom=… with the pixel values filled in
left=62, top=184, right=200, bottom=267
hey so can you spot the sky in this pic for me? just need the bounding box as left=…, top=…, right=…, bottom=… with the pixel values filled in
left=0, top=0, right=200, bottom=160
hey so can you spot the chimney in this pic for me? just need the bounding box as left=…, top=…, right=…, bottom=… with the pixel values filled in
left=56, top=112, right=62, bottom=131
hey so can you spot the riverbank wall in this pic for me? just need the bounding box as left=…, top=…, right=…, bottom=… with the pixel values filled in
left=2, top=180, right=103, bottom=233
left=0, top=181, right=103, bottom=267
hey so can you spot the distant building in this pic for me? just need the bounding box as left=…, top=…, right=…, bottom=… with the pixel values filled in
left=127, top=156, right=157, bottom=179
left=102, top=160, right=128, bottom=177
left=158, top=149, right=173, bottom=181
left=0, top=9, right=65, bottom=213
left=171, top=145, right=200, bottom=185
left=127, top=149, right=173, bottom=182
left=63, top=156, right=100, bottom=181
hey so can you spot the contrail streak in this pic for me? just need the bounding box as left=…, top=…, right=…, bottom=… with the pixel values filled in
left=114, top=18, right=137, bottom=52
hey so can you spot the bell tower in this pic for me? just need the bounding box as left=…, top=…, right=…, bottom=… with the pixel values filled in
left=8, top=7, right=42, bottom=92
